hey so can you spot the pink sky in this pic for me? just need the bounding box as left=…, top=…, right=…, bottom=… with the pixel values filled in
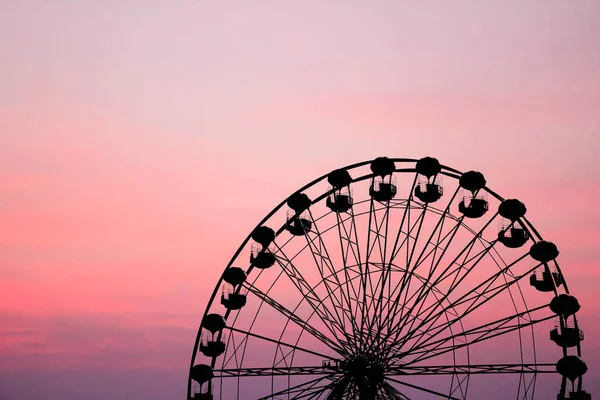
left=1, top=1, right=599, bottom=399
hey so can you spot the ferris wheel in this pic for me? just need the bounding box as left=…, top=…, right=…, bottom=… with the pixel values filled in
left=187, top=157, right=590, bottom=399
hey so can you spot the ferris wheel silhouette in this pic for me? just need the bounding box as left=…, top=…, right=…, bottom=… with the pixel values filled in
left=187, top=156, right=590, bottom=400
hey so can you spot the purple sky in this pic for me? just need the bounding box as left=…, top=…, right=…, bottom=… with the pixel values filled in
left=1, top=1, right=599, bottom=399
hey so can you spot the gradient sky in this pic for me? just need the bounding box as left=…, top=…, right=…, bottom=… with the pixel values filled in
left=1, top=1, right=599, bottom=399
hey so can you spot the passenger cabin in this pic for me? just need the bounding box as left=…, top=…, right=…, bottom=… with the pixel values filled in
left=498, top=221, right=529, bottom=248
left=250, top=243, right=276, bottom=269
left=530, top=267, right=564, bottom=292
left=221, top=267, right=247, bottom=310
left=369, top=157, right=397, bottom=202
left=191, top=383, right=213, bottom=400
left=458, top=171, right=488, bottom=218
left=498, top=199, right=527, bottom=221
left=414, top=157, right=443, bottom=203
left=326, top=168, right=353, bottom=213
left=558, top=391, right=592, bottom=400
left=498, top=226, right=529, bottom=248
left=556, top=356, right=588, bottom=399
left=370, top=176, right=397, bottom=202
left=530, top=241, right=560, bottom=262
left=326, top=188, right=353, bottom=213
left=551, top=326, right=584, bottom=348
left=414, top=181, right=443, bottom=203
left=190, top=365, right=214, bottom=400
left=250, top=226, right=275, bottom=248
left=285, top=210, right=312, bottom=236
left=551, top=294, right=581, bottom=318
left=458, top=195, right=489, bottom=218
left=221, top=285, right=247, bottom=310
left=192, top=394, right=212, bottom=400
left=200, top=331, right=226, bottom=357
left=199, top=315, right=226, bottom=358
left=285, top=193, right=312, bottom=235
left=327, top=168, right=353, bottom=189
left=222, top=267, right=247, bottom=287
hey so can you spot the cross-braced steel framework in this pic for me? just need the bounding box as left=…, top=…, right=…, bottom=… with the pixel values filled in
left=187, top=157, right=589, bottom=399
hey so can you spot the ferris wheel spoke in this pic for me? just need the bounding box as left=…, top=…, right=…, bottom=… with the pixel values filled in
left=381, top=382, right=412, bottom=400
left=402, top=269, right=529, bottom=356
left=360, top=197, right=384, bottom=335
left=521, top=372, right=537, bottom=400
left=390, top=215, right=464, bottom=338
left=348, top=205, right=375, bottom=336
left=220, top=325, right=244, bottom=371
left=384, top=209, right=450, bottom=335
left=325, top=375, right=353, bottom=400
left=363, top=196, right=396, bottom=336
left=386, top=363, right=554, bottom=375
left=255, top=374, right=333, bottom=400
left=374, top=206, right=428, bottom=335
left=285, top=379, right=332, bottom=400
left=397, top=255, right=537, bottom=355
left=403, top=285, right=517, bottom=356
left=432, top=237, right=497, bottom=290
left=397, top=308, right=553, bottom=365
left=371, top=178, right=425, bottom=338
left=396, top=241, right=491, bottom=337
left=244, top=282, right=348, bottom=356
left=335, top=268, right=433, bottom=354
left=333, top=209, right=366, bottom=345
left=390, top=214, right=500, bottom=349
left=395, top=236, right=499, bottom=350
left=347, top=199, right=399, bottom=335
left=292, top=382, right=335, bottom=400
left=213, top=365, right=335, bottom=378
left=398, top=303, right=549, bottom=359
left=272, top=245, right=355, bottom=352
left=225, top=326, right=335, bottom=361
left=387, top=186, right=461, bottom=320
left=305, top=209, right=358, bottom=344
left=449, top=373, right=469, bottom=400
left=398, top=202, right=428, bottom=296
left=403, top=219, right=498, bottom=341
left=358, top=197, right=373, bottom=339
left=380, top=175, right=417, bottom=320
left=385, top=376, right=461, bottom=400
left=295, top=383, right=336, bottom=400
left=385, top=212, right=465, bottom=345
left=362, top=198, right=413, bottom=341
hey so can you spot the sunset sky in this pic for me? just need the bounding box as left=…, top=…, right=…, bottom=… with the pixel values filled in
left=1, top=1, right=599, bottom=399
